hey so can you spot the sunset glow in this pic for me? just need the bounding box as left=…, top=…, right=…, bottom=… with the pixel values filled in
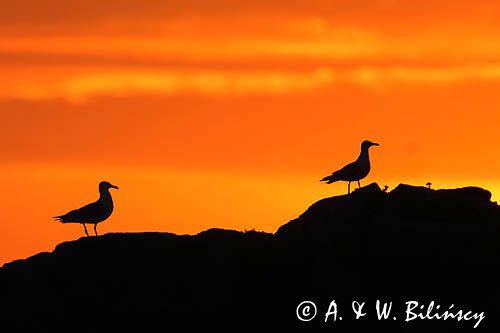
left=2, top=0, right=500, bottom=264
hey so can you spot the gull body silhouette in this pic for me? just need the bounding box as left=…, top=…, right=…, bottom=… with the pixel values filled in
left=320, top=140, right=379, bottom=193
left=53, top=181, right=119, bottom=236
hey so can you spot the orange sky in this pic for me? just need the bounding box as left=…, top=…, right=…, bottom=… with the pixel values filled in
left=1, top=0, right=500, bottom=265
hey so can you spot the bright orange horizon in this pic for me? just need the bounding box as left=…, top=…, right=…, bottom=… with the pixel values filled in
left=2, top=0, right=500, bottom=265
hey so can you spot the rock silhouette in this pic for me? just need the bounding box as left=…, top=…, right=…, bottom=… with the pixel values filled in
left=1, top=183, right=499, bottom=331
left=320, top=140, right=379, bottom=193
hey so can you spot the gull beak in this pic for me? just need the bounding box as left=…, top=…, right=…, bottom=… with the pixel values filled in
left=372, top=142, right=380, bottom=146
left=110, top=184, right=119, bottom=190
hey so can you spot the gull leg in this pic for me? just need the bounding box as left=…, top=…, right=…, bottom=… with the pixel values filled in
left=358, top=180, right=361, bottom=188
left=82, top=224, right=89, bottom=237
left=348, top=181, right=351, bottom=194
left=94, top=224, right=98, bottom=237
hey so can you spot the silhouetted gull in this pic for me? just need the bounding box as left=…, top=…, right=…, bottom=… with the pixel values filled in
left=54, top=181, right=119, bottom=237
left=320, top=140, right=379, bottom=194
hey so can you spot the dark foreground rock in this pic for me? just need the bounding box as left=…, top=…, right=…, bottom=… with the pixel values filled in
left=1, top=183, right=499, bottom=331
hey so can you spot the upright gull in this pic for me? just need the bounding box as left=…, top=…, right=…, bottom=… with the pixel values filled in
left=53, top=181, right=119, bottom=236
left=320, top=140, right=379, bottom=194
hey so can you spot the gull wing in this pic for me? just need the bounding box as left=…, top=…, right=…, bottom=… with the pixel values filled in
left=321, top=161, right=359, bottom=183
left=53, top=201, right=102, bottom=223
left=333, top=161, right=359, bottom=179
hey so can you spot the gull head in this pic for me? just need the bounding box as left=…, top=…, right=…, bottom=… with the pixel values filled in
left=99, top=181, right=119, bottom=191
left=361, top=140, right=380, bottom=150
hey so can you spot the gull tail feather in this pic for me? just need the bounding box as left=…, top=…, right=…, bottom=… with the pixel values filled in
left=320, top=174, right=339, bottom=184
left=53, top=214, right=73, bottom=223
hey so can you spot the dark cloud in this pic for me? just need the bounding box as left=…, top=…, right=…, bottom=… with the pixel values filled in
left=2, top=0, right=498, bottom=32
